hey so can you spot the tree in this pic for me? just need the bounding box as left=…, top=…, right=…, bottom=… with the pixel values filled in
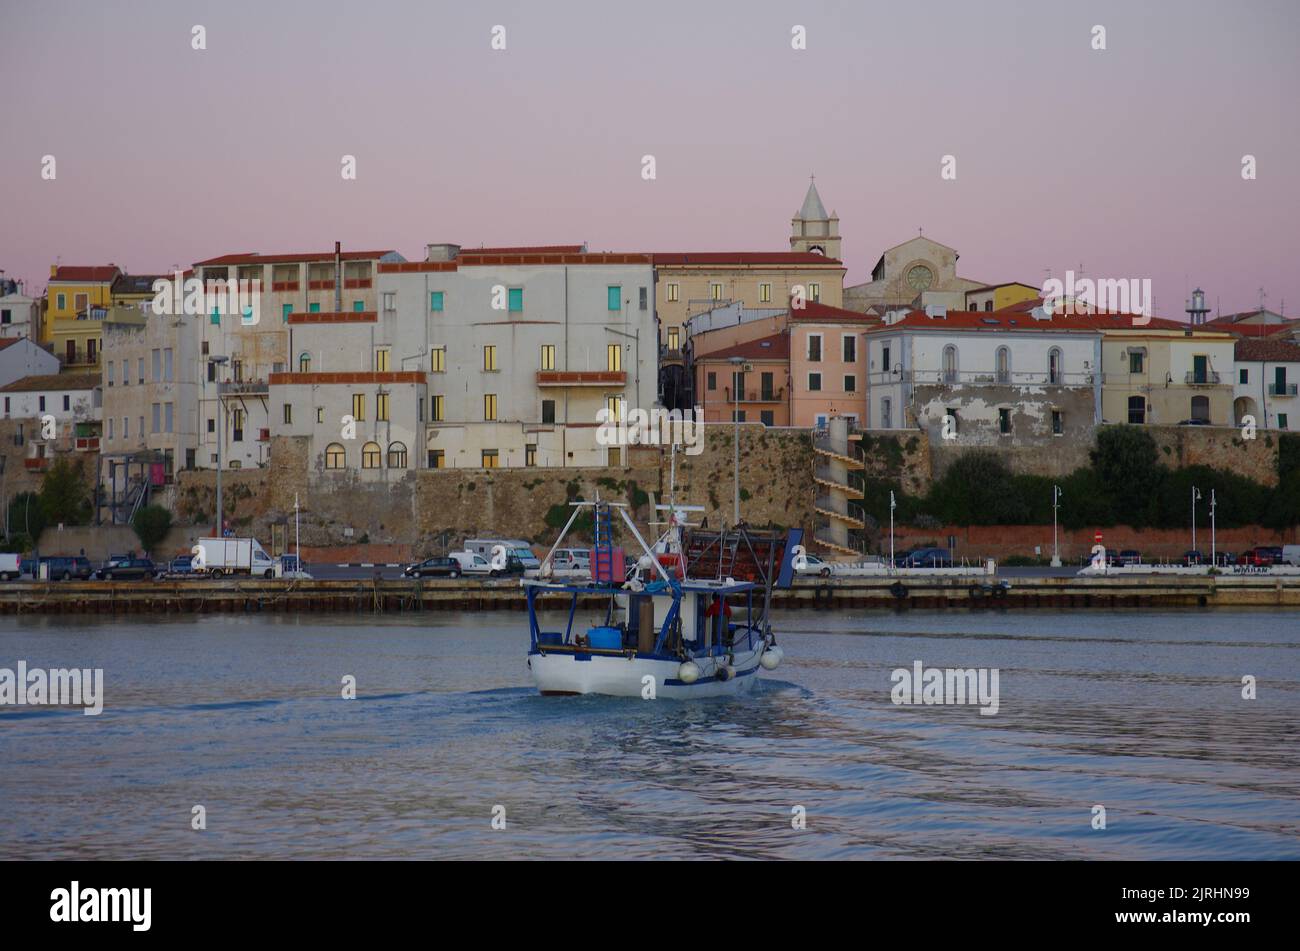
left=131, top=505, right=173, bottom=556
left=38, top=458, right=92, bottom=526
left=6, top=491, right=46, bottom=546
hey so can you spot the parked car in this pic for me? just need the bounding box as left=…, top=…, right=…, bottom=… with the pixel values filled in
left=1281, top=545, right=1300, bottom=567
left=795, top=552, right=835, bottom=577
left=1212, top=550, right=1235, bottom=567
left=96, top=557, right=157, bottom=581
left=402, top=556, right=462, bottom=579
left=895, top=547, right=952, bottom=568
left=464, top=538, right=541, bottom=573
left=1183, top=550, right=1203, bottom=566
left=1237, top=547, right=1275, bottom=567
left=1257, top=546, right=1284, bottom=565
left=549, top=548, right=592, bottom=578
left=1115, top=549, right=1143, bottom=567
left=0, top=553, right=21, bottom=581
left=168, top=555, right=197, bottom=574
left=31, top=555, right=95, bottom=581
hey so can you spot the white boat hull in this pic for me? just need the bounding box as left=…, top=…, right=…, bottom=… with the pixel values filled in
left=528, top=646, right=765, bottom=699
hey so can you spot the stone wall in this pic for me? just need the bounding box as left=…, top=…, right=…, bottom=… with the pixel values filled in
left=856, top=430, right=931, bottom=495
left=1145, top=425, right=1280, bottom=487
left=672, top=425, right=814, bottom=531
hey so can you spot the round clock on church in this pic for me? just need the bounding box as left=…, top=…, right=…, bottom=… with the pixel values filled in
left=907, top=264, right=934, bottom=291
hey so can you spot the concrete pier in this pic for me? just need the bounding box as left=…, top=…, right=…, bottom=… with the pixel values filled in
left=0, top=574, right=1297, bottom=615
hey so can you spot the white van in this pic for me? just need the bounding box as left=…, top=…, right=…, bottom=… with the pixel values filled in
left=449, top=551, right=494, bottom=575
left=464, top=538, right=541, bottom=573
left=0, top=553, right=21, bottom=581
left=549, top=548, right=591, bottom=579
left=1282, top=545, right=1300, bottom=567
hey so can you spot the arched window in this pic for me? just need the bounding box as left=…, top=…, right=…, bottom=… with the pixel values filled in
left=1048, top=347, right=1062, bottom=385
left=324, top=442, right=345, bottom=469
left=387, top=441, right=408, bottom=469
left=298, top=352, right=311, bottom=373
left=361, top=441, right=381, bottom=469
left=995, top=346, right=1010, bottom=384
left=1191, top=396, right=1210, bottom=423
left=942, top=345, right=958, bottom=383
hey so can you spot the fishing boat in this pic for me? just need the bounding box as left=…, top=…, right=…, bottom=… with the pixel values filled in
left=523, top=490, right=800, bottom=699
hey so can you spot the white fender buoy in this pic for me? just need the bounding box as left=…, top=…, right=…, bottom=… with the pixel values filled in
left=760, top=646, right=784, bottom=670
left=677, top=660, right=701, bottom=684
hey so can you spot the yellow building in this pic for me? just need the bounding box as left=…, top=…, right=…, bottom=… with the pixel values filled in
left=964, top=282, right=1040, bottom=313
left=43, top=264, right=120, bottom=370
left=1097, top=316, right=1237, bottom=426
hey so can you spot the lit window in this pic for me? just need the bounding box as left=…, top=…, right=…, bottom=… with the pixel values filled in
left=299, top=352, right=311, bottom=373
left=431, top=395, right=444, bottom=421
left=431, top=346, right=445, bottom=372
left=483, top=345, right=497, bottom=371
left=540, top=344, right=555, bottom=370
left=352, top=394, right=365, bottom=421
left=375, top=349, right=390, bottom=372
left=607, top=344, right=622, bottom=372
left=361, top=441, right=381, bottom=468
left=484, top=394, right=497, bottom=420
left=387, top=442, right=408, bottom=468
left=376, top=393, right=389, bottom=421
left=666, top=283, right=679, bottom=302
left=710, top=283, right=723, bottom=301
left=481, top=449, right=499, bottom=468
left=525, top=446, right=536, bottom=467
left=759, top=283, right=771, bottom=303
left=325, top=443, right=345, bottom=469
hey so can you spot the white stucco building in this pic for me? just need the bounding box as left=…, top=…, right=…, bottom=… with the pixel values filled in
left=1233, top=337, right=1300, bottom=430
left=864, top=309, right=1103, bottom=444
left=0, top=373, right=102, bottom=473
left=270, top=244, right=658, bottom=475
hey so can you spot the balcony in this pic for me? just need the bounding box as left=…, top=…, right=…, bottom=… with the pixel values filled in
left=722, top=387, right=784, bottom=404
left=536, top=370, right=626, bottom=387
left=74, top=436, right=100, bottom=452
left=1268, top=382, right=1298, bottom=397
left=218, top=380, right=270, bottom=396
left=1184, top=371, right=1222, bottom=385
left=905, top=369, right=1094, bottom=387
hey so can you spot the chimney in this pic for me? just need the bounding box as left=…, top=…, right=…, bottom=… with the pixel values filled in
left=334, top=241, right=342, bottom=313
left=50, top=264, right=58, bottom=277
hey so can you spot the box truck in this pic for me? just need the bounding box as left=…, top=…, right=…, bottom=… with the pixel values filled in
left=193, top=537, right=279, bottom=577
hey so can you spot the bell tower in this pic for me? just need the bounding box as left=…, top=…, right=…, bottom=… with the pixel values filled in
left=790, top=175, right=841, bottom=259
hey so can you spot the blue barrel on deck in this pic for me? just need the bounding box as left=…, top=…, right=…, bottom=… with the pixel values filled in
left=586, top=626, right=622, bottom=649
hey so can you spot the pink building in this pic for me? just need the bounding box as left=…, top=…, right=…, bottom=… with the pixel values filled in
left=787, top=302, right=878, bottom=427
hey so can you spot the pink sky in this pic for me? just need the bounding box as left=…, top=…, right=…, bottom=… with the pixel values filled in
left=2, top=0, right=1297, bottom=317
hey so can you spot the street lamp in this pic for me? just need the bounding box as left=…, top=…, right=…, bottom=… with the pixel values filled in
left=1051, top=484, right=1062, bottom=567
left=1192, top=486, right=1202, bottom=556
left=728, top=356, right=744, bottom=527
left=889, top=490, right=897, bottom=570
left=208, top=355, right=229, bottom=537
left=1209, top=489, right=1217, bottom=567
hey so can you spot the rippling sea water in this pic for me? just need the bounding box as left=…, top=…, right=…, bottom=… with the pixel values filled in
left=1, top=608, right=1297, bottom=860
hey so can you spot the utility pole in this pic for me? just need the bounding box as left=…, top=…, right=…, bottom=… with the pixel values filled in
left=729, top=356, right=744, bottom=527
left=209, top=355, right=229, bottom=536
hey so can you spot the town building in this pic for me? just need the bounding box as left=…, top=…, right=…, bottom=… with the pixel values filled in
left=863, top=308, right=1102, bottom=445
left=789, top=176, right=842, bottom=259
left=0, top=373, right=101, bottom=474
left=99, top=304, right=203, bottom=483
left=1233, top=337, right=1300, bottom=430
left=0, top=273, right=40, bottom=339
left=964, top=282, right=1040, bottom=313
left=694, top=332, right=791, bottom=426
left=844, top=235, right=986, bottom=315
left=0, top=336, right=61, bottom=388
left=41, top=265, right=120, bottom=370
left=191, top=246, right=402, bottom=469
left=270, top=244, right=658, bottom=475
